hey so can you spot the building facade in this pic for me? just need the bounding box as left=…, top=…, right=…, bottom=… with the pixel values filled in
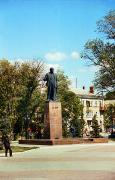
left=71, top=88, right=105, bottom=135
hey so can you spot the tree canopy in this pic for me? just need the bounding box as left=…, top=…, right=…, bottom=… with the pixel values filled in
left=83, top=10, right=115, bottom=92
left=0, top=59, right=44, bottom=135
left=91, top=115, right=100, bottom=138
left=104, top=104, right=115, bottom=132
left=57, top=70, right=84, bottom=137
left=105, top=91, right=115, bottom=100
left=0, top=61, right=84, bottom=138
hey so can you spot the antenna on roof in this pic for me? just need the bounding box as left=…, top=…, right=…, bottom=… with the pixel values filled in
left=76, top=78, right=77, bottom=88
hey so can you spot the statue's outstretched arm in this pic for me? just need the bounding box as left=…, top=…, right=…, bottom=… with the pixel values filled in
left=43, top=73, right=48, bottom=81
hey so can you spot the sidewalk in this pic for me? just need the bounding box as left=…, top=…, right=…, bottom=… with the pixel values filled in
left=0, top=142, right=115, bottom=180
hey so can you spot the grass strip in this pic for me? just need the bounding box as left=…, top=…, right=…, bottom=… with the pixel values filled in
left=0, top=146, right=38, bottom=153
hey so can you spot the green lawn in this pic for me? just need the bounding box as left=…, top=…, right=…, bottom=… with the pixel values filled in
left=0, top=146, right=38, bottom=154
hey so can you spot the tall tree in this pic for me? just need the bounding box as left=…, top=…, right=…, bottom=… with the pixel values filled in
left=61, top=91, right=84, bottom=137
left=97, top=10, right=115, bottom=39
left=57, top=69, right=70, bottom=99
left=104, top=104, right=115, bottom=132
left=57, top=70, right=84, bottom=137
left=0, top=60, right=20, bottom=134
left=0, top=59, right=44, bottom=137
left=82, top=10, right=115, bottom=92
left=105, top=91, right=115, bottom=100
left=91, top=115, right=100, bottom=138
left=16, top=61, right=43, bottom=137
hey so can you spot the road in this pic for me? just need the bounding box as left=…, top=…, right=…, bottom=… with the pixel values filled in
left=0, top=142, right=115, bottom=180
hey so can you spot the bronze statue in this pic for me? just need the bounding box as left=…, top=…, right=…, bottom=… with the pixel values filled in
left=43, top=68, right=57, bottom=101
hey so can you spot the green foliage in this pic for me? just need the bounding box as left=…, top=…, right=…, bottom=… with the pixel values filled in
left=105, top=91, right=115, bottom=100
left=75, top=114, right=85, bottom=137
left=83, top=10, right=115, bottom=92
left=91, top=115, right=100, bottom=138
left=104, top=104, right=115, bottom=131
left=97, top=10, right=115, bottom=40
left=62, top=91, right=84, bottom=137
left=0, top=59, right=44, bottom=137
left=57, top=70, right=84, bottom=137
left=0, top=60, right=20, bottom=134
left=57, top=69, right=70, bottom=99
left=0, top=118, right=11, bottom=134
left=0, top=61, right=84, bottom=138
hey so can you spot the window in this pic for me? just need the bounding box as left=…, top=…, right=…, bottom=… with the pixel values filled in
left=90, top=101, right=93, bottom=107
left=95, top=101, right=98, bottom=107
left=96, top=112, right=98, bottom=116
left=86, top=111, right=93, bottom=117
left=86, top=101, right=90, bottom=107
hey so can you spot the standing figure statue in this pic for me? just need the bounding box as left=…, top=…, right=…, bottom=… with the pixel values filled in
left=43, top=67, right=57, bottom=101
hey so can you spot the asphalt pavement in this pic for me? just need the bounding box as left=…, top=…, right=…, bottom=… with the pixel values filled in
left=0, top=142, right=115, bottom=180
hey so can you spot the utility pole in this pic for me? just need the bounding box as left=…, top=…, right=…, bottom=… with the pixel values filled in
left=76, top=78, right=77, bottom=88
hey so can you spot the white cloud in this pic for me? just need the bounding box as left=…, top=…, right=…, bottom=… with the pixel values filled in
left=71, top=51, right=80, bottom=60
left=46, top=63, right=60, bottom=71
left=43, top=63, right=60, bottom=74
left=44, top=50, right=81, bottom=61
left=45, top=51, right=67, bottom=61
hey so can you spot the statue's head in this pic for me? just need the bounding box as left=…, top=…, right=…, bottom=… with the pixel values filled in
left=50, top=67, right=54, bottom=73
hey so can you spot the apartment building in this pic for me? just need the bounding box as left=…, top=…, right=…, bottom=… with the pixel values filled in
left=71, top=87, right=104, bottom=134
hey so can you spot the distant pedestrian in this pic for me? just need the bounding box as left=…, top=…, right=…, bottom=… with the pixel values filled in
left=2, top=134, right=12, bottom=157
left=28, top=128, right=33, bottom=139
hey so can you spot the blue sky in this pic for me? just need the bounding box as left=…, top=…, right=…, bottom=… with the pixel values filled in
left=0, top=0, right=115, bottom=90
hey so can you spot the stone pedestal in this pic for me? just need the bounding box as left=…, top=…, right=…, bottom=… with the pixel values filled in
left=44, top=101, right=62, bottom=139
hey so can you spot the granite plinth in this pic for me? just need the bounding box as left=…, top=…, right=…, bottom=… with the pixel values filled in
left=19, top=138, right=108, bottom=145
left=44, top=101, right=62, bottom=139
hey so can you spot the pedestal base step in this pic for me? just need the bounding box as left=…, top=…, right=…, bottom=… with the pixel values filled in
left=19, top=138, right=108, bottom=145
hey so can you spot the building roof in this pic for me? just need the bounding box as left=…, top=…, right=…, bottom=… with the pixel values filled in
left=70, top=88, right=103, bottom=100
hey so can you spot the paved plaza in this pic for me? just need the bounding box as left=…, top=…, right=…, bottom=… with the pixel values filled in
left=0, top=142, right=115, bottom=180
